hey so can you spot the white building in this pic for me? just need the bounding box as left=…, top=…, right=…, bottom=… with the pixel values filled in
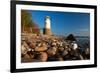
left=43, top=16, right=52, bottom=35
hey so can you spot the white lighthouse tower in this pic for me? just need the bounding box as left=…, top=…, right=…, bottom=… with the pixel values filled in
left=44, top=16, right=52, bottom=35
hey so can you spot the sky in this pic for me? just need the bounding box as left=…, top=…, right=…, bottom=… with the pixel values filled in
left=26, top=10, right=90, bottom=36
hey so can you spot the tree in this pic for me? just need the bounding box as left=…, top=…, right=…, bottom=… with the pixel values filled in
left=21, top=10, right=40, bottom=34
left=21, top=10, right=32, bottom=32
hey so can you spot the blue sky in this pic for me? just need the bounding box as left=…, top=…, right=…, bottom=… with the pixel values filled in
left=27, top=10, right=90, bottom=36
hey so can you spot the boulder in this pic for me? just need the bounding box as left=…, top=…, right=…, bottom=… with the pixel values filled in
left=57, top=56, right=64, bottom=61
left=29, top=42, right=36, bottom=49
left=22, top=41, right=30, bottom=49
left=47, top=47, right=57, bottom=56
left=62, top=50, right=68, bottom=56
left=21, top=45, right=27, bottom=54
left=66, top=34, right=76, bottom=41
left=35, top=43, right=47, bottom=52
left=58, top=47, right=64, bottom=52
left=39, top=52, right=48, bottom=62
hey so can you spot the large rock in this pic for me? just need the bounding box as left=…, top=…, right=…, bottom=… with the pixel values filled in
left=22, top=41, right=30, bottom=49
left=35, top=43, right=47, bottom=52
left=47, top=47, right=57, bottom=56
left=66, top=34, right=76, bottom=41
left=21, top=45, right=27, bottom=54
left=39, top=52, right=48, bottom=62
left=57, top=56, right=64, bottom=61
left=62, top=50, right=68, bottom=56
left=29, top=42, right=36, bottom=49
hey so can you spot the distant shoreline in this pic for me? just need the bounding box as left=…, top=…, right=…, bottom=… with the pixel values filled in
left=75, top=36, right=90, bottom=38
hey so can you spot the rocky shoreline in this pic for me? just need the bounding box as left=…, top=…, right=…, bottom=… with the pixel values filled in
left=21, top=33, right=90, bottom=63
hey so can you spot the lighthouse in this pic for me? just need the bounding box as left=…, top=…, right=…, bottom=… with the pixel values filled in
left=43, top=16, right=52, bottom=35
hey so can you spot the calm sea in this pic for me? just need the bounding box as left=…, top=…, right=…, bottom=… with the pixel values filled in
left=76, top=37, right=90, bottom=48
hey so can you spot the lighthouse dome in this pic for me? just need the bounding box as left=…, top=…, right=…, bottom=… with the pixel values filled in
left=46, top=16, right=50, bottom=19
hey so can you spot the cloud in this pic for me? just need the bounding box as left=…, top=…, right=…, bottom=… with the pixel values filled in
left=79, top=28, right=89, bottom=32
left=75, top=28, right=90, bottom=36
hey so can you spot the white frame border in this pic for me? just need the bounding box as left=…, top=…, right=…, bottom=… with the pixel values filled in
left=16, top=4, right=95, bottom=69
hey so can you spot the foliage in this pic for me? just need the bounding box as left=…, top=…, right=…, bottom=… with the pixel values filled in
left=21, top=10, right=40, bottom=34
